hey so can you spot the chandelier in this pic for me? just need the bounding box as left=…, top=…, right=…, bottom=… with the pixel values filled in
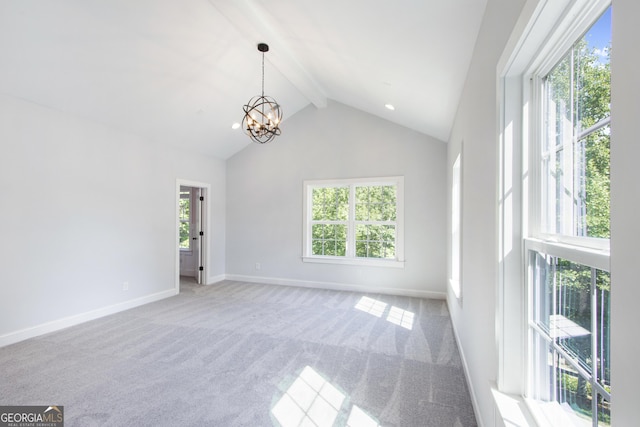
left=242, top=43, right=283, bottom=144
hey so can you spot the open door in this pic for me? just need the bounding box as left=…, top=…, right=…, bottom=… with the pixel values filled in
left=195, top=188, right=205, bottom=285
left=176, top=180, right=210, bottom=292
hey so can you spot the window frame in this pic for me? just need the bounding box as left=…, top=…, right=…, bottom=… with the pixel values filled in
left=522, top=2, right=611, bottom=424
left=302, top=176, right=405, bottom=268
left=496, top=0, right=611, bottom=425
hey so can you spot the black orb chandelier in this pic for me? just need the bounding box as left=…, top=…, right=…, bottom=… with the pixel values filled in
left=242, top=43, right=283, bottom=144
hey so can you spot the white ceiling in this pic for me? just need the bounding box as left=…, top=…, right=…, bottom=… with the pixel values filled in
left=0, top=0, right=488, bottom=159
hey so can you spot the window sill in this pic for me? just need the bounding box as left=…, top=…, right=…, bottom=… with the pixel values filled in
left=492, top=389, right=591, bottom=427
left=492, top=389, right=536, bottom=427
left=302, top=256, right=405, bottom=269
left=524, top=398, right=593, bottom=427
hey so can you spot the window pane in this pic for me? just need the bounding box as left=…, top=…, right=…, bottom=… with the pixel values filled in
left=596, top=269, right=610, bottom=392
left=530, top=252, right=611, bottom=426
left=576, top=11, right=610, bottom=129
left=355, top=186, right=368, bottom=221
left=312, top=240, right=323, bottom=256
left=542, top=7, right=610, bottom=241
left=383, top=185, right=396, bottom=204
left=179, top=195, right=190, bottom=221
left=355, top=202, right=368, bottom=221
left=555, top=353, right=594, bottom=424
left=323, top=240, right=337, bottom=256
left=312, top=188, right=324, bottom=220
left=369, top=186, right=383, bottom=203
left=356, top=224, right=368, bottom=242
left=597, top=390, right=611, bottom=426
left=311, top=224, right=347, bottom=257
left=312, top=224, right=324, bottom=239
left=383, top=241, right=395, bottom=259
left=179, top=221, right=190, bottom=249
left=369, top=203, right=383, bottom=221
left=312, top=187, right=349, bottom=221
left=531, top=333, right=610, bottom=425
left=179, top=191, right=190, bottom=249
left=545, top=53, right=571, bottom=155
left=555, top=259, right=592, bottom=373
left=582, top=126, right=610, bottom=238
left=355, top=224, right=395, bottom=259
left=532, top=252, right=553, bottom=333
left=382, top=202, right=396, bottom=221
left=356, top=185, right=397, bottom=221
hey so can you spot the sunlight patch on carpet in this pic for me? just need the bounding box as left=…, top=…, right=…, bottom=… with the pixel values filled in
left=386, top=306, right=414, bottom=330
left=272, top=366, right=345, bottom=427
left=354, top=296, right=415, bottom=330
left=271, top=366, right=382, bottom=427
left=354, top=296, right=387, bottom=317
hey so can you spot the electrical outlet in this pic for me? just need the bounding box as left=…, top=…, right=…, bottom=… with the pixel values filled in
left=255, top=263, right=261, bottom=270
left=123, top=281, right=129, bottom=291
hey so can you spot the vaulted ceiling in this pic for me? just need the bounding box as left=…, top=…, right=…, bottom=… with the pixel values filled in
left=0, top=0, right=488, bottom=159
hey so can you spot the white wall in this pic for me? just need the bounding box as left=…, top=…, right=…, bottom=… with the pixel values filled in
left=0, top=94, right=226, bottom=344
left=610, top=0, right=640, bottom=424
left=446, top=0, right=525, bottom=425
left=226, top=101, right=447, bottom=298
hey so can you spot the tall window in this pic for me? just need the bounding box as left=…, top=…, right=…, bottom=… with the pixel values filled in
left=179, top=189, right=191, bottom=250
left=303, top=177, right=404, bottom=268
left=450, top=152, right=462, bottom=299
left=527, top=5, right=611, bottom=426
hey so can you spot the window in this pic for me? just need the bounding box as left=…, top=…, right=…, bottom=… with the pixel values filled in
left=179, top=189, right=191, bottom=251
left=303, top=177, right=404, bottom=268
left=526, top=5, right=611, bottom=425
left=540, top=12, right=611, bottom=243
left=450, top=151, right=462, bottom=299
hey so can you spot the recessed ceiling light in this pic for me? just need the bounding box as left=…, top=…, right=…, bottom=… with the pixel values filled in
left=232, top=122, right=241, bottom=130
left=385, top=104, right=395, bottom=111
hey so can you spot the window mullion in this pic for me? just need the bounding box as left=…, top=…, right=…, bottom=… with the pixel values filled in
left=348, top=184, right=356, bottom=258
left=590, top=267, right=598, bottom=426
left=551, top=254, right=558, bottom=403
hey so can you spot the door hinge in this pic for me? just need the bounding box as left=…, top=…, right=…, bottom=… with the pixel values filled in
left=199, top=231, right=204, bottom=236
left=199, top=196, right=204, bottom=201
left=199, top=266, right=204, bottom=271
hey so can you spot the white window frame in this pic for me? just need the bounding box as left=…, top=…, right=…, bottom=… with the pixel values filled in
left=450, top=147, right=463, bottom=299
left=302, top=176, right=405, bottom=268
left=497, top=0, right=611, bottom=425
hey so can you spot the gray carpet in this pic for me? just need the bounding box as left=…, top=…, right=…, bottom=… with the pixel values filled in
left=0, top=279, right=477, bottom=427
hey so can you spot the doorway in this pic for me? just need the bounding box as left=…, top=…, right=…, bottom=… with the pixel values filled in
left=175, top=179, right=211, bottom=292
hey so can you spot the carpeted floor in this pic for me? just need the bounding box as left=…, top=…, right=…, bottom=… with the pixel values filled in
left=0, top=279, right=477, bottom=426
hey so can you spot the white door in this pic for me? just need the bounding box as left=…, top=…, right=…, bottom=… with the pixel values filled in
left=195, top=188, right=205, bottom=285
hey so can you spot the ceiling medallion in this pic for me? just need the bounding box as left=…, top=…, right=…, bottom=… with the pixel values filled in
left=242, top=43, right=283, bottom=144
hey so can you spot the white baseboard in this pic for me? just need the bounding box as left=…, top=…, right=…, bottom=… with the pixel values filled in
left=1, top=275, right=445, bottom=348
left=206, top=274, right=226, bottom=285
left=0, top=288, right=177, bottom=348
left=447, top=294, right=483, bottom=427
left=224, top=274, right=446, bottom=300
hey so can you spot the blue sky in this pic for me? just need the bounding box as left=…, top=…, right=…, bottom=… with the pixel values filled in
left=584, top=6, right=611, bottom=61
